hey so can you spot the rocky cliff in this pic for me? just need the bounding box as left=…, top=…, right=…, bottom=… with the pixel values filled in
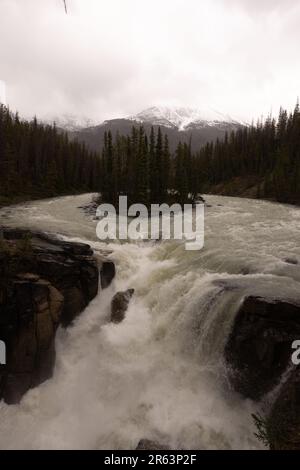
left=0, top=228, right=115, bottom=404
left=225, top=295, right=300, bottom=449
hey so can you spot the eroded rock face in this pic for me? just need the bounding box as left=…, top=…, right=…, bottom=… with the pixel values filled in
left=266, top=367, right=300, bottom=449
left=111, top=289, right=134, bottom=324
left=0, top=276, right=64, bottom=404
left=1, top=229, right=99, bottom=326
left=225, top=296, right=300, bottom=400
left=0, top=228, right=103, bottom=403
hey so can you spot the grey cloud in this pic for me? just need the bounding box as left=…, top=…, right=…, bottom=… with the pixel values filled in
left=0, top=0, right=300, bottom=123
left=224, top=0, right=297, bottom=13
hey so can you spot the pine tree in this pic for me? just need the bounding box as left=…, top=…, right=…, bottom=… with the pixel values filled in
left=0, top=106, right=102, bottom=204
left=175, top=142, right=188, bottom=205
left=155, top=127, right=164, bottom=203
left=162, top=134, right=170, bottom=198
left=135, top=126, right=148, bottom=205
left=149, top=126, right=156, bottom=204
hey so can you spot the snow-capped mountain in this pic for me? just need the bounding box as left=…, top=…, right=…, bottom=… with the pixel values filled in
left=44, top=106, right=245, bottom=134
left=43, top=114, right=97, bottom=132
left=129, top=106, right=244, bottom=131
left=64, top=105, right=246, bottom=153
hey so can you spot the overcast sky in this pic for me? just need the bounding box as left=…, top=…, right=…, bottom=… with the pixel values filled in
left=0, top=0, right=300, bottom=123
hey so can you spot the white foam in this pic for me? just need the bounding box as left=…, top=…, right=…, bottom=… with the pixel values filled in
left=0, top=193, right=299, bottom=449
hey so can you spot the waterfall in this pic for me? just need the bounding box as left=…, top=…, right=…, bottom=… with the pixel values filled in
left=0, top=193, right=299, bottom=449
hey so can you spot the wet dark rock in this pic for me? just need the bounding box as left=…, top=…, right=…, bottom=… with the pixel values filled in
left=240, top=267, right=250, bottom=275
left=100, top=261, right=116, bottom=289
left=266, top=367, right=300, bottom=449
left=224, top=295, right=300, bottom=400
left=78, top=196, right=99, bottom=217
left=0, top=277, right=63, bottom=404
left=192, top=195, right=205, bottom=207
left=136, top=439, right=170, bottom=450
left=284, top=257, right=298, bottom=265
left=1, top=227, right=29, bottom=240
left=1, top=228, right=99, bottom=326
left=195, top=195, right=205, bottom=203
left=111, top=288, right=135, bottom=324
left=0, top=227, right=101, bottom=403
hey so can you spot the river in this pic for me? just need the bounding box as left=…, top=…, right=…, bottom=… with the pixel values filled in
left=0, top=193, right=299, bottom=449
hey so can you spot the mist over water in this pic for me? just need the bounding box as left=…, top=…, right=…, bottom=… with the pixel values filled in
left=0, top=193, right=299, bottom=449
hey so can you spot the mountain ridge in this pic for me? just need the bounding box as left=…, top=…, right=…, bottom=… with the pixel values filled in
left=128, top=105, right=246, bottom=130
left=66, top=106, right=246, bottom=153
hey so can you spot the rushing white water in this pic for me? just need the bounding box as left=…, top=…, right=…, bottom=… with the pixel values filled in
left=0, top=193, right=299, bottom=450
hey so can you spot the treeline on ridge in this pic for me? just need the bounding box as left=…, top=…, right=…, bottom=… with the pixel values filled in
left=1, top=102, right=299, bottom=207
left=196, top=103, right=300, bottom=204
left=100, top=103, right=300, bottom=206
left=0, top=105, right=101, bottom=205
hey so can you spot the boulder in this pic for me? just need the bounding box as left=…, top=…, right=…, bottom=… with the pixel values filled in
left=284, top=257, right=298, bottom=265
left=111, top=289, right=134, bottom=324
left=0, top=227, right=102, bottom=403
left=1, top=228, right=99, bottom=326
left=224, top=296, right=300, bottom=400
left=136, top=439, right=170, bottom=450
left=266, top=367, right=300, bottom=449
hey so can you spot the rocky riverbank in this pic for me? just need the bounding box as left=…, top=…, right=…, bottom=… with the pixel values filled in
left=0, top=227, right=115, bottom=404
left=225, top=295, right=300, bottom=449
